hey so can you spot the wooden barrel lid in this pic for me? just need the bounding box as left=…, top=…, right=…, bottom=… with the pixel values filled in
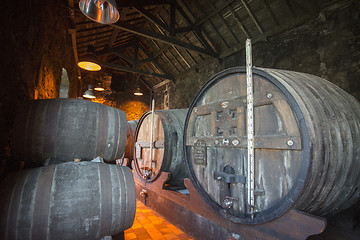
left=134, top=112, right=165, bottom=182
left=184, top=67, right=310, bottom=224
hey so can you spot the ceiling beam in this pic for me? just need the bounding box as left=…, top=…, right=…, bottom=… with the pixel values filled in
left=116, top=0, right=170, bottom=8
left=240, top=0, right=264, bottom=34
left=134, top=6, right=169, bottom=31
left=111, top=21, right=218, bottom=57
left=99, top=61, right=174, bottom=80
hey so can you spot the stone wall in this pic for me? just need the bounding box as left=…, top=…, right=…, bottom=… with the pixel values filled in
left=0, top=1, right=77, bottom=177
left=92, top=91, right=150, bottom=121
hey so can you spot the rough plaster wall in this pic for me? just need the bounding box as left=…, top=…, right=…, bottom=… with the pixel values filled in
left=93, top=91, right=150, bottom=121
left=159, top=2, right=360, bottom=110
left=0, top=0, right=77, bottom=177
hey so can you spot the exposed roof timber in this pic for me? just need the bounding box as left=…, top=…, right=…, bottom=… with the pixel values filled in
left=99, top=61, right=174, bottom=80
left=261, top=0, right=279, bottom=26
left=77, top=34, right=111, bottom=45
left=169, top=0, right=176, bottom=36
left=194, top=0, right=230, bottom=48
left=209, top=0, right=240, bottom=43
left=112, top=51, right=134, bottom=64
left=240, top=0, right=264, bottom=34
left=195, top=0, right=236, bottom=26
left=172, top=46, right=191, bottom=68
left=283, top=0, right=297, bottom=17
left=229, top=4, right=250, bottom=38
left=107, top=28, right=120, bottom=47
left=111, top=20, right=218, bottom=57
left=220, top=13, right=311, bottom=58
left=174, top=2, right=217, bottom=53
left=134, top=6, right=169, bottom=31
left=77, top=25, right=111, bottom=34
left=294, top=0, right=320, bottom=16
left=77, top=29, right=113, bottom=40
left=116, top=0, right=170, bottom=8
left=138, top=41, right=173, bottom=79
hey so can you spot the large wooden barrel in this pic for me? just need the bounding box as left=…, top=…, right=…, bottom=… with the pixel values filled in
left=134, top=109, right=188, bottom=188
left=120, top=120, right=139, bottom=167
left=13, top=99, right=127, bottom=166
left=0, top=162, right=136, bottom=240
left=184, top=67, right=360, bottom=224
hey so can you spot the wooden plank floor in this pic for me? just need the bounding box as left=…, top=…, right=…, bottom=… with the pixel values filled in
left=124, top=201, right=194, bottom=240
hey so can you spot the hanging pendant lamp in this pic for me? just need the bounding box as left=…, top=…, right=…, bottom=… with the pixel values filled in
left=83, top=85, right=96, bottom=99
left=134, top=87, right=143, bottom=96
left=79, top=0, right=120, bottom=24
left=78, top=53, right=102, bottom=71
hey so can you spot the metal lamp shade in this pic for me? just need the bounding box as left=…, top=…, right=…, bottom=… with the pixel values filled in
left=134, top=87, right=143, bottom=96
left=79, top=0, right=120, bottom=24
left=78, top=53, right=102, bottom=71
left=83, top=85, right=96, bottom=99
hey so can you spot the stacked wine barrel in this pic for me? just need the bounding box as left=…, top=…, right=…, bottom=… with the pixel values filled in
left=1, top=99, right=136, bottom=240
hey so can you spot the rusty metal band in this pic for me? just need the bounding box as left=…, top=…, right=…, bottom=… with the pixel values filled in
left=110, top=108, right=120, bottom=160
left=31, top=165, right=56, bottom=240
left=43, top=99, right=60, bottom=160
left=99, top=164, right=112, bottom=236
left=25, top=101, right=40, bottom=163
left=7, top=172, right=28, bottom=240
left=96, top=104, right=108, bottom=157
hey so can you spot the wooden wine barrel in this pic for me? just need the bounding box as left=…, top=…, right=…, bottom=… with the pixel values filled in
left=13, top=98, right=127, bottom=166
left=0, top=162, right=136, bottom=240
left=184, top=67, right=360, bottom=224
left=121, top=120, right=139, bottom=167
left=134, top=109, right=188, bottom=188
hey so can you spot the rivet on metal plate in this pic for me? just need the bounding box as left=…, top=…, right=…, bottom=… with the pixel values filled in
left=232, top=139, right=240, bottom=146
left=221, top=101, right=229, bottom=109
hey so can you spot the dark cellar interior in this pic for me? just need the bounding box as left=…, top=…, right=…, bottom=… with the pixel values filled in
left=0, top=0, right=360, bottom=240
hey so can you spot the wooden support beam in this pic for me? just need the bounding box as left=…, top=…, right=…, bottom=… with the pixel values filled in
left=134, top=6, right=169, bottom=31
left=107, top=28, right=120, bottom=47
left=172, top=46, right=191, bottom=68
left=170, top=0, right=176, bottom=36
left=283, top=0, right=297, bottom=17
left=196, top=0, right=236, bottom=26
left=139, top=42, right=173, bottom=80
left=176, top=1, right=217, bottom=53
left=240, top=0, right=264, bottom=34
left=99, top=61, right=174, bottom=80
left=209, top=0, right=240, bottom=43
left=294, top=0, right=320, bottom=16
left=116, top=0, right=170, bottom=8
left=229, top=4, right=250, bottom=39
left=261, top=0, right=279, bottom=26
left=111, top=20, right=218, bottom=57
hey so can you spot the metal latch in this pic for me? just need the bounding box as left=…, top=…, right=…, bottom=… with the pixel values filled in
left=214, top=171, right=246, bottom=183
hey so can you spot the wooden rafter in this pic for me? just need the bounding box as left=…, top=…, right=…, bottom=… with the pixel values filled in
left=111, top=20, right=218, bottom=57
left=99, top=61, right=173, bottom=80
left=134, top=6, right=169, bottom=31
left=240, top=0, right=264, bottom=34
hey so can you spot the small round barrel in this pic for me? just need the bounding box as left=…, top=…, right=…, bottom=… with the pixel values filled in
left=13, top=98, right=127, bottom=166
left=0, top=162, right=136, bottom=240
left=134, top=109, right=188, bottom=188
left=121, top=120, right=139, bottom=167
left=184, top=67, right=360, bottom=224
